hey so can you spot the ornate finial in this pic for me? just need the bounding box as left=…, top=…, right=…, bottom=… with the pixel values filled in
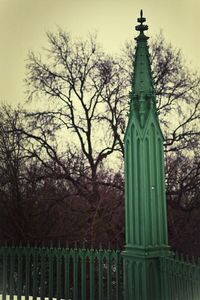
left=135, top=9, right=148, bottom=34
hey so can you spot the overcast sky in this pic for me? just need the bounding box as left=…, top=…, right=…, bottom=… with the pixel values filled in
left=0, top=0, right=199, bottom=105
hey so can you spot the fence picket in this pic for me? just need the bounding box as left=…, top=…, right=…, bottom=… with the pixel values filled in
left=32, top=248, right=37, bottom=300
left=64, top=249, right=70, bottom=300
left=106, top=250, right=112, bottom=300
left=48, top=248, right=53, bottom=300
left=115, top=250, right=121, bottom=300
left=25, top=248, right=30, bottom=300
left=9, top=248, right=15, bottom=300
left=80, top=248, right=87, bottom=300
left=17, top=248, right=22, bottom=300
left=56, top=249, right=61, bottom=300
left=89, top=249, right=95, bottom=300
left=97, top=248, right=104, bottom=300
left=40, top=248, right=45, bottom=300
left=72, top=247, right=78, bottom=300
left=2, top=247, right=7, bottom=300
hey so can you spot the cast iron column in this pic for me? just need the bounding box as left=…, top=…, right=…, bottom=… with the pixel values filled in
left=123, top=10, right=170, bottom=300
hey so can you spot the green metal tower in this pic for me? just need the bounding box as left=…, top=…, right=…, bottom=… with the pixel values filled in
left=123, top=10, right=170, bottom=300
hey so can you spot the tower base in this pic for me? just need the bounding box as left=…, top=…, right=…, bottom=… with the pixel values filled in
left=122, top=246, right=170, bottom=300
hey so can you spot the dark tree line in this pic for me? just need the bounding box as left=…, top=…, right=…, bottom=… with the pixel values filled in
left=0, top=31, right=199, bottom=255
left=0, top=105, right=124, bottom=247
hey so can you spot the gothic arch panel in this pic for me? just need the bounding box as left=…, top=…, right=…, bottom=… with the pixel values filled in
left=125, top=138, right=131, bottom=244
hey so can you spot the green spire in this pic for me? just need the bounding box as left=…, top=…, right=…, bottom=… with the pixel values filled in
left=123, top=11, right=169, bottom=299
left=124, top=8, right=168, bottom=251
left=130, top=10, right=156, bottom=127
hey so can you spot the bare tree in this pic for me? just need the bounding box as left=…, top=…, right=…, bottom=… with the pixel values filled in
left=151, top=33, right=200, bottom=153
left=166, top=154, right=200, bottom=208
left=0, top=105, right=34, bottom=240
left=0, top=105, right=82, bottom=242
left=25, top=31, right=128, bottom=200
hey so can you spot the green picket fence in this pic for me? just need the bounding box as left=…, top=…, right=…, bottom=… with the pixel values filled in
left=160, top=253, right=200, bottom=300
left=0, top=245, right=123, bottom=300
left=2, top=245, right=200, bottom=300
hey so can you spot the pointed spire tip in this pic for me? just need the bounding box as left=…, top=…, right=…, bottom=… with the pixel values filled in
left=136, top=9, right=148, bottom=34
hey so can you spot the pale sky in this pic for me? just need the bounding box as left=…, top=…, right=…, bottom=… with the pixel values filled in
left=0, top=0, right=200, bottom=105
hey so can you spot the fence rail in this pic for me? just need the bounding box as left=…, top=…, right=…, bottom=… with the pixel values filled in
left=0, top=245, right=123, bottom=300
